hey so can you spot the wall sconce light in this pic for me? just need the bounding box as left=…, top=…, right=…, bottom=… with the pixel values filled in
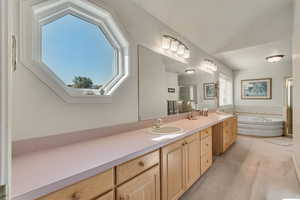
left=162, top=35, right=190, bottom=59
left=199, top=59, right=218, bottom=74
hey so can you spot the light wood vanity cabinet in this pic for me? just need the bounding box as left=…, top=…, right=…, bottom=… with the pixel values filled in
left=161, top=130, right=211, bottom=200
left=213, top=117, right=238, bottom=155
left=223, top=117, right=237, bottom=152
left=36, top=119, right=236, bottom=200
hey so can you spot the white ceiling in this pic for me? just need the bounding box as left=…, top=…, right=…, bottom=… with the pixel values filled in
left=216, top=40, right=292, bottom=70
left=131, top=0, right=294, bottom=70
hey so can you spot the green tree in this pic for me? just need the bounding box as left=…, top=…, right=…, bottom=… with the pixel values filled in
left=72, top=76, right=93, bottom=88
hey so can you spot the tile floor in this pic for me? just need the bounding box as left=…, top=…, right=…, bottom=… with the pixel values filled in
left=181, top=136, right=300, bottom=200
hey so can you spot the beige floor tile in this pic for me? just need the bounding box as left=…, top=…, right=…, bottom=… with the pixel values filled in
left=180, top=136, right=300, bottom=200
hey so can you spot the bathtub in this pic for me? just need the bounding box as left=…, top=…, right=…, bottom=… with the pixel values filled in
left=238, top=115, right=284, bottom=137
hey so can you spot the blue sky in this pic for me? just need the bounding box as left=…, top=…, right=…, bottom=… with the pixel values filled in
left=42, top=14, right=115, bottom=86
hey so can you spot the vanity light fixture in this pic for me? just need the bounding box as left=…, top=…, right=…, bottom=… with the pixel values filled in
left=199, top=59, right=218, bottom=74
left=185, top=68, right=196, bottom=74
left=266, top=55, right=285, bottom=63
left=162, top=36, right=172, bottom=49
left=162, top=35, right=190, bottom=59
left=177, top=44, right=185, bottom=55
left=183, top=49, right=190, bottom=59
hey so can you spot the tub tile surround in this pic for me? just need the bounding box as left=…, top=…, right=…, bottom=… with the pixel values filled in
left=12, top=112, right=232, bottom=200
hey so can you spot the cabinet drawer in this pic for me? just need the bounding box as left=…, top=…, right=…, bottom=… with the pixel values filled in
left=201, top=135, right=212, bottom=156
left=201, top=154, right=212, bottom=175
left=116, top=150, right=159, bottom=185
left=201, top=155, right=209, bottom=174
left=38, top=169, right=114, bottom=200
left=200, top=127, right=212, bottom=139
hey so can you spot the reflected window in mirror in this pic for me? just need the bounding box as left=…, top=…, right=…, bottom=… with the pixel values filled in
left=219, top=74, right=233, bottom=106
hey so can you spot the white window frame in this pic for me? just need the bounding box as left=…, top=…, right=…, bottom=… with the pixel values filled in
left=0, top=0, right=11, bottom=195
left=19, top=0, right=130, bottom=103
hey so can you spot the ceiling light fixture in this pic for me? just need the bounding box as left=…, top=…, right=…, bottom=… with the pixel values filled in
left=162, top=35, right=190, bottom=59
left=185, top=68, right=196, bottom=74
left=266, top=55, right=285, bottom=63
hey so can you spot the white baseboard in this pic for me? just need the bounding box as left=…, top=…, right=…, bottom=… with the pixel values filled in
left=292, top=154, right=300, bottom=184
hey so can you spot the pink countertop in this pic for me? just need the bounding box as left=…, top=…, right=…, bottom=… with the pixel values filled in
left=12, top=113, right=233, bottom=200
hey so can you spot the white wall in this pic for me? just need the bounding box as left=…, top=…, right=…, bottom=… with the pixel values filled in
left=292, top=0, right=300, bottom=178
left=234, top=62, right=292, bottom=115
left=13, top=0, right=233, bottom=141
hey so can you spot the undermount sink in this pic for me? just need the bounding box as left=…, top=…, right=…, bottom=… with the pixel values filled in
left=150, top=126, right=184, bottom=135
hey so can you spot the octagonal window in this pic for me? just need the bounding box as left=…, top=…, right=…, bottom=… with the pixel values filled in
left=42, top=14, right=117, bottom=92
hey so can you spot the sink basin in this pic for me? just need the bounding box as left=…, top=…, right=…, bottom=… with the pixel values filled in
left=150, top=126, right=184, bottom=135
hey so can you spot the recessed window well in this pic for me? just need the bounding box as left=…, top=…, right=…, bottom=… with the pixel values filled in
left=42, top=14, right=116, bottom=91
left=19, top=0, right=130, bottom=103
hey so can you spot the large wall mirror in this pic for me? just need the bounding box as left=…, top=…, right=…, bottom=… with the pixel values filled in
left=138, top=46, right=218, bottom=120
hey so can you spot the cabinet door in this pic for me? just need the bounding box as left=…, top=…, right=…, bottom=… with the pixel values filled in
left=117, top=165, right=160, bottom=200
left=184, top=134, right=201, bottom=188
left=222, top=122, right=231, bottom=152
left=95, top=191, right=114, bottom=200
left=161, top=140, right=185, bottom=200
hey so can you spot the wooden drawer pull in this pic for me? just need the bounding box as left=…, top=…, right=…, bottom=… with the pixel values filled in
left=72, top=192, right=81, bottom=200
left=138, top=161, right=145, bottom=167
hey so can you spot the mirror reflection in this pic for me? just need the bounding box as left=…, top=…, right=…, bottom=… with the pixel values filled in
left=138, top=46, right=217, bottom=120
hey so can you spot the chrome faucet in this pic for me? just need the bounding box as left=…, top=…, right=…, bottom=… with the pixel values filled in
left=188, top=109, right=197, bottom=120
left=153, top=118, right=163, bottom=128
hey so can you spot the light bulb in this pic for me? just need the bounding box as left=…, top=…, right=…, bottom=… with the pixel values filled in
left=170, top=40, right=179, bottom=52
left=162, top=36, right=171, bottom=50
left=183, top=49, right=190, bottom=58
left=177, top=44, right=185, bottom=55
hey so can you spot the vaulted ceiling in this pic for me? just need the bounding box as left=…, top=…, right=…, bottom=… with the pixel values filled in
left=131, top=0, right=294, bottom=70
